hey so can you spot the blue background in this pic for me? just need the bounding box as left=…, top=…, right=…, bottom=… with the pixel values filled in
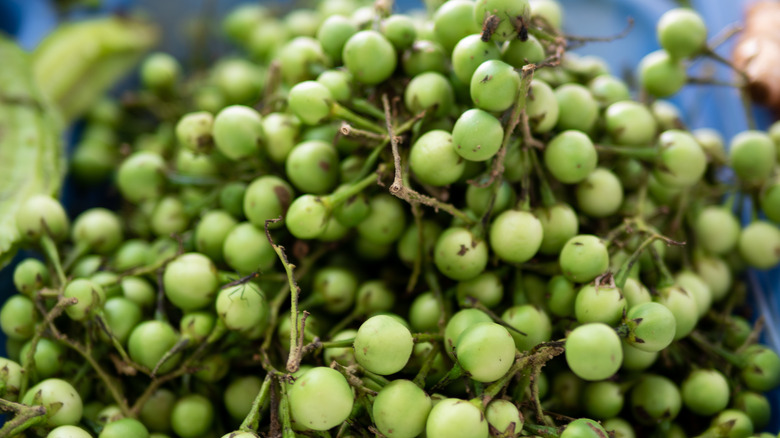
left=1, top=0, right=779, bottom=430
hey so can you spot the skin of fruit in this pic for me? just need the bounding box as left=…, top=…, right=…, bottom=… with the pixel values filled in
left=353, top=315, right=414, bottom=375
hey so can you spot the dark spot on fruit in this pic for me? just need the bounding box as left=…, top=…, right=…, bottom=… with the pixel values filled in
left=586, top=422, right=608, bottom=437
left=457, top=245, right=469, bottom=256
left=274, top=185, right=291, bottom=214
left=574, top=242, right=583, bottom=246
left=318, top=160, right=331, bottom=172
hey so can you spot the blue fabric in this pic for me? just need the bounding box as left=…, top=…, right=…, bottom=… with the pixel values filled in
left=1, top=0, right=779, bottom=429
left=0, top=0, right=57, bottom=49
left=559, top=1, right=780, bottom=429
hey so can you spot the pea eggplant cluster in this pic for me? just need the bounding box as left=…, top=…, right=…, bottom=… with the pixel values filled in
left=2, top=0, right=780, bottom=437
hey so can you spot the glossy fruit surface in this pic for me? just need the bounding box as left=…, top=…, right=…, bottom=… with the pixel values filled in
left=288, top=367, right=354, bottom=430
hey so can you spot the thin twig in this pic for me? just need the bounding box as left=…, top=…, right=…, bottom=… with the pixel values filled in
left=463, top=297, right=527, bottom=337
left=472, top=65, right=536, bottom=190
left=412, top=342, right=441, bottom=388
left=35, top=297, right=131, bottom=415
left=482, top=343, right=564, bottom=403
left=382, top=95, right=475, bottom=224
left=533, top=35, right=567, bottom=70
left=151, top=339, right=190, bottom=377
left=260, top=244, right=329, bottom=353
left=94, top=312, right=136, bottom=370
left=299, top=336, right=355, bottom=358
left=240, top=374, right=273, bottom=432
left=707, top=23, right=743, bottom=51
left=340, top=122, right=387, bottom=141
left=565, top=17, right=635, bottom=49
left=21, top=296, right=76, bottom=397
left=701, top=47, right=756, bottom=129
left=264, top=217, right=305, bottom=374
left=614, top=230, right=685, bottom=290
left=530, top=362, right=553, bottom=426
left=39, top=235, right=66, bottom=287
left=278, top=378, right=297, bottom=438
left=130, top=321, right=226, bottom=416
left=687, top=76, right=744, bottom=87
left=737, top=316, right=765, bottom=354
left=412, top=333, right=443, bottom=343
left=268, top=376, right=281, bottom=437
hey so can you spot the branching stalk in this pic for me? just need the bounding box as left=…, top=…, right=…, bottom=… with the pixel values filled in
left=382, top=94, right=475, bottom=225
left=240, top=374, right=273, bottom=432
left=264, top=217, right=304, bottom=374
